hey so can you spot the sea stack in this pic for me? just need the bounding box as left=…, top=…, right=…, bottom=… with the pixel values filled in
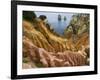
left=58, top=14, right=61, bottom=21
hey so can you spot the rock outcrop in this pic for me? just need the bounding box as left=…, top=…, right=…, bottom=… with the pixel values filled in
left=23, top=36, right=87, bottom=68
left=22, top=19, right=89, bottom=69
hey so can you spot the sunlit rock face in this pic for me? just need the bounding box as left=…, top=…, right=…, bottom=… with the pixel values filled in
left=23, top=35, right=87, bottom=68
left=22, top=20, right=89, bottom=69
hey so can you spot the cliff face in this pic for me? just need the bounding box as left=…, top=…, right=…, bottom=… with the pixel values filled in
left=23, top=37, right=87, bottom=68
left=23, top=20, right=76, bottom=53
left=22, top=19, right=89, bottom=69
left=64, top=14, right=90, bottom=50
left=64, top=14, right=89, bottom=38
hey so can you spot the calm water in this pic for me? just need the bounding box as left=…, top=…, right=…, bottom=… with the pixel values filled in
left=35, top=11, right=74, bottom=35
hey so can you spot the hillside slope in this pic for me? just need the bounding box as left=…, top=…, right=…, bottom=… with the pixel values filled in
left=22, top=20, right=89, bottom=68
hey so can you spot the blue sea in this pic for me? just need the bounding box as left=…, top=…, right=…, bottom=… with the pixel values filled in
left=35, top=11, right=74, bottom=35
